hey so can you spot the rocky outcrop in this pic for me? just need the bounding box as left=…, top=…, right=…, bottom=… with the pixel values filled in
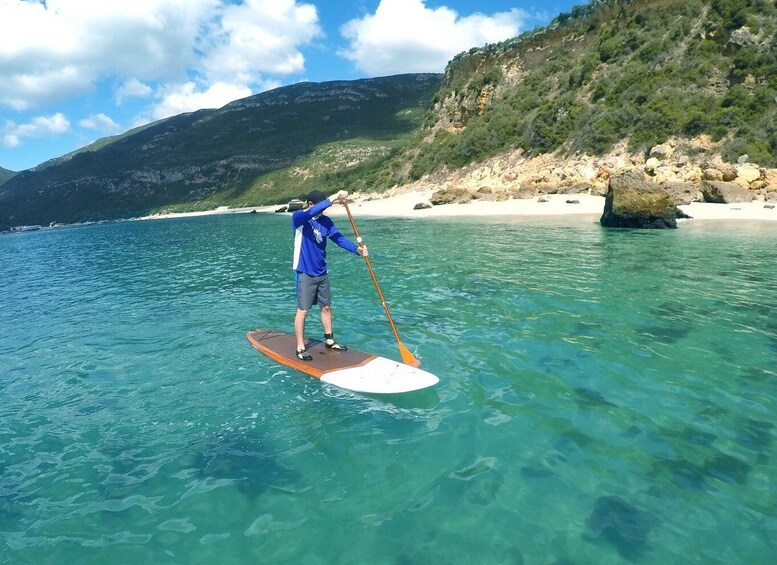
left=287, top=198, right=304, bottom=211
left=430, top=187, right=473, bottom=205
left=401, top=137, right=777, bottom=216
left=701, top=181, right=754, bottom=204
left=660, top=181, right=700, bottom=205
left=472, top=186, right=509, bottom=201
left=600, top=170, right=678, bottom=229
left=764, top=170, right=777, bottom=190
left=727, top=26, right=759, bottom=51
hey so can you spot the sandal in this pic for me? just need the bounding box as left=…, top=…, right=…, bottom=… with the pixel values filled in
left=324, top=333, right=348, bottom=351
left=296, top=348, right=313, bottom=361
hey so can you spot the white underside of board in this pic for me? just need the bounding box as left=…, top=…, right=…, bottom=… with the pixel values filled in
left=320, top=356, right=439, bottom=394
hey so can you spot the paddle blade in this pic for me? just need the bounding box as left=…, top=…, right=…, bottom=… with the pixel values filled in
left=399, top=341, right=421, bottom=367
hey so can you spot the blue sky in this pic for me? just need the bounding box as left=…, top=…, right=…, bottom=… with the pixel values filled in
left=0, top=0, right=583, bottom=172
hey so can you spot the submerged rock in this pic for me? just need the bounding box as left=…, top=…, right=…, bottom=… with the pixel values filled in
left=600, top=169, right=678, bottom=228
left=585, top=495, right=657, bottom=561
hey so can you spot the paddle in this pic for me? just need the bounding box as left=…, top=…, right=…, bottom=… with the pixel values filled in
left=342, top=200, right=421, bottom=367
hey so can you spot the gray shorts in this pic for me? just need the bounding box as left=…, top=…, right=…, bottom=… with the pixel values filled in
left=297, top=273, right=331, bottom=310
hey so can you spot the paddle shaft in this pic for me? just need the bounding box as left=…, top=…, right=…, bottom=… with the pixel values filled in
left=342, top=201, right=419, bottom=367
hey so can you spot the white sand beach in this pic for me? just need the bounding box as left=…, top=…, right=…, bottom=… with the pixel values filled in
left=676, top=201, right=777, bottom=221
left=138, top=189, right=777, bottom=223
left=325, top=189, right=777, bottom=222
left=327, top=190, right=605, bottom=218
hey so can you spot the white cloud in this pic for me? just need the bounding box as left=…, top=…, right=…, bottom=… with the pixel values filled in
left=2, top=134, right=19, bottom=148
left=339, top=0, right=526, bottom=75
left=115, top=78, right=154, bottom=105
left=2, top=113, right=71, bottom=147
left=0, top=0, right=214, bottom=109
left=0, top=0, right=320, bottom=112
left=78, top=113, right=120, bottom=132
left=150, top=81, right=253, bottom=121
left=199, top=0, right=321, bottom=83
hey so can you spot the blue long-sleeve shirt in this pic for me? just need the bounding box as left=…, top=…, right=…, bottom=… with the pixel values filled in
left=292, top=198, right=359, bottom=276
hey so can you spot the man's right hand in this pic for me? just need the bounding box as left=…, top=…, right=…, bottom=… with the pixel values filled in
left=329, top=190, right=348, bottom=202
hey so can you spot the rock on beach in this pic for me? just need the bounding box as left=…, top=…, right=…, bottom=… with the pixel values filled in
left=600, top=169, right=678, bottom=229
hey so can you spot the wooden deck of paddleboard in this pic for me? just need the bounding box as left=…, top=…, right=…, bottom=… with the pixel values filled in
left=247, top=329, right=376, bottom=379
left=246, top=328, right=439, bottom=394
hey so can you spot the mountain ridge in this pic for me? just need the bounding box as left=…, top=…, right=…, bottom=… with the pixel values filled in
left=0, top=74, right=442, bottom=230
left=0, top=167, right=15, bottom=185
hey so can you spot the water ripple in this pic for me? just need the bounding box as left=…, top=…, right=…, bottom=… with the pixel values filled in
left=2, top=215, right=776, bottom=563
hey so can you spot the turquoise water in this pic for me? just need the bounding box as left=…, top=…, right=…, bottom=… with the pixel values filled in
left=2, top=213, right=776, bottom=564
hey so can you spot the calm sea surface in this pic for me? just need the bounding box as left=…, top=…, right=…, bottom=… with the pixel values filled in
left=2, top=212, right=776, bottom=564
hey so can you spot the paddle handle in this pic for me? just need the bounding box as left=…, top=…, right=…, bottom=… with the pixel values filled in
left=343, top=201, right=420, bottom=367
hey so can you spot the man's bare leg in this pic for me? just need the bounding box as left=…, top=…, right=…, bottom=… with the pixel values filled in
left=295, top=308, right=308, bottom=351
left=320, top=305, right=333, bottom=336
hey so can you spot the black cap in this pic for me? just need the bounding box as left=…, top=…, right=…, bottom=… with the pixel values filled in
left=307, top=190, right=327, bottom=204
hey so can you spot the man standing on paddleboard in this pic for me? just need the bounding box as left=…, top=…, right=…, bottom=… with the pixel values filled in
left=292, top=190, right=368, bottom=361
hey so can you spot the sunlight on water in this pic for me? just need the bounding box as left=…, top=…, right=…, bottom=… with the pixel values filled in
left=2, top=214, right=776, bottom=563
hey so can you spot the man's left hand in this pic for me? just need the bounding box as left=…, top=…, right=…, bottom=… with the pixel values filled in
left=358, top=245, right=368, bottom=257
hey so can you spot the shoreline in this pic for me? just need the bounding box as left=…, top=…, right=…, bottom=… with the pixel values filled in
left=136, top=189, right=777, bottom=223
left=7, top=191, right=774, bottom=235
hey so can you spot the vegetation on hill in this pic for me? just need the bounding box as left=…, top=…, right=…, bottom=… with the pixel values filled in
left=30, top=122, right=160, bottom=172
left=402, top=0, right=777, bottom=181
left=0, top=167, right=15, bottom=185
left=0, top=74, right=441, bottom=229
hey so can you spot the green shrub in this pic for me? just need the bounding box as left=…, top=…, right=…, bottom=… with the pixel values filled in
left=597, top=37, right=622, bottom=62
left=468, top=68, right=502, bottom=92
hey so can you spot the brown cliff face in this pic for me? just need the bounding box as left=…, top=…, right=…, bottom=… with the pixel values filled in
left=400, top=138, right=777, bottom=209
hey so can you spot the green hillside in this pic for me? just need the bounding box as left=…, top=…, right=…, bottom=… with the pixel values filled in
left=400, top=0, right=776, bottom=181
left=0, top=166, right=15, bottom=185
left=0, top=74, right=441, bottom=230
left=31, top=122, right=160, bottom=172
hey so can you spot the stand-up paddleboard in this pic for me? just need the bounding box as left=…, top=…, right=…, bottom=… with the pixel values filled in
left=247, top=329, right=439, bottom=394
